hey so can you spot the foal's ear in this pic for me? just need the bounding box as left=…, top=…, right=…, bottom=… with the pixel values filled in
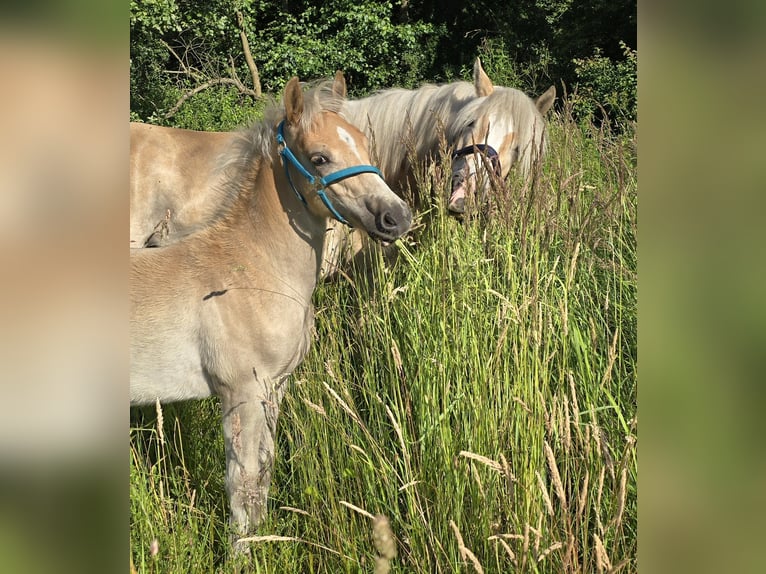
left=536, top=85, right=556, bottom=115
left=332, top=71, right=347, bottom=99
left=284, top=76, right=303, bottom=126
left=473, top=57, right=494, bottom=97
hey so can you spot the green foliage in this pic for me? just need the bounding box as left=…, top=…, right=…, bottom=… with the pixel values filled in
left=170, top=85, right=266, bottom=131
left=129, top=0, right=180, bottom=33
left=244, top=1, right=441, bottom=94
left=573, top=41, right=637, bottom=122
left=130, top=0, right=443, bottom=121
left=130, top=0, right=636, bottom=124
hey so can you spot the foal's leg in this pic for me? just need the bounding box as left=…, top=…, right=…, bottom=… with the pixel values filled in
left=219, top=374, right=287, bottom=538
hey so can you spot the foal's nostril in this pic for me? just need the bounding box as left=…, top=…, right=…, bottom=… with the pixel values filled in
left=382, top=212, right=398, bottom=230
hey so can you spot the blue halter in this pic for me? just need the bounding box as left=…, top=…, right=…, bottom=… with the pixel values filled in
left=276, top=120, right=384, bottom=225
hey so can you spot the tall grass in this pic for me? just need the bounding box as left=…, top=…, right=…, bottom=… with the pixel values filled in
left=130, top=107, right=637, bottom=573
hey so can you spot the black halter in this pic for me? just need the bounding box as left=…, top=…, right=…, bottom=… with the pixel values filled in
left=451, top=143, right=502, bottom=177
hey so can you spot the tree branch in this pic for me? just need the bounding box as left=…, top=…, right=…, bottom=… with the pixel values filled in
left=237, top=11, right=261, bottom=98
left=161, top=39, right=205, bottom=82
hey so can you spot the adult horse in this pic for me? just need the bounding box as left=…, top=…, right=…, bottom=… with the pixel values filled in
left=130, top=75, right=411, bottom=539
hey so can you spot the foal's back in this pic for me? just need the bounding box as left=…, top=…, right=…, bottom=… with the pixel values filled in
left=130, top=122, right=235, bottom=246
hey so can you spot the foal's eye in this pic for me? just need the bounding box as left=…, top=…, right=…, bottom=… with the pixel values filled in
left=310, top=155, right=329, bottom=166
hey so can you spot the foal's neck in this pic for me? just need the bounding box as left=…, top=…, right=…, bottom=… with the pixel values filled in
left=221, top=152, right=327, bottom=289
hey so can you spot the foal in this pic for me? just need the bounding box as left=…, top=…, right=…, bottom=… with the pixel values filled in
left=130, top=75, right=411, bottom=538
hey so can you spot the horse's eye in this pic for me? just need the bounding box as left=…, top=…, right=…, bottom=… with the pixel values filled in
left=311, top=155, right=329, bottom=166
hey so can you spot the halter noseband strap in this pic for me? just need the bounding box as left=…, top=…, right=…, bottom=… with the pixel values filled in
left=276, top=120, right=384, bottom=225
left=452, top=143, right=503, bottom=177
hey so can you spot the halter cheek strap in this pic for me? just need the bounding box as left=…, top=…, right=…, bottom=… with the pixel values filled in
left=276, top=120, right=384, bottom=226
left=452, top=143, right=502, bottom=177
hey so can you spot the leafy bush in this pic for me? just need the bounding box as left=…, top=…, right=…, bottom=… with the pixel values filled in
left=169, top=85, right=265, bottom=131
left=572, top=41, right=637, bottom=123
left=245, top=1, right=442, bottom=95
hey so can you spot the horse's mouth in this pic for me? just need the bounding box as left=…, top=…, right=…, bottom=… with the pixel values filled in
left=367, top=231, right=394, bottom=246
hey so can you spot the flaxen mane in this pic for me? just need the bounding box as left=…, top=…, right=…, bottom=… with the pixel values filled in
left=448, top=87, right=548, bottom=176
left=343, top=82, right=477, bottom=188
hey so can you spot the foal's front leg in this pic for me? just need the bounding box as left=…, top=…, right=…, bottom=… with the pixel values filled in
left=219, top=374, right=287, bottom=538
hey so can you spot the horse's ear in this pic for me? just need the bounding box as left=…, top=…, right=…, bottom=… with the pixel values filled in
left=536, top=85, right=556, bottom=115
left=332, top=71, right=347, bottom=99
left=284, top=76, right=303, bottom=126
left=473, top=57, right=494, bottom=97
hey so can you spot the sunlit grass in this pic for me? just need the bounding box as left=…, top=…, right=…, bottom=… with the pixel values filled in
left=130, top=110, right=637, bottom=573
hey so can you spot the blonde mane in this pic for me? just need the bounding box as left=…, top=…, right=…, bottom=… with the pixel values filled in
left=342, top=81, right=548, bottom=187
left=449, top=87, right=548, bottom=175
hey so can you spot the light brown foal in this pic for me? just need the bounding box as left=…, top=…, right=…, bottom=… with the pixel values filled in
left=130, top=75, right=411, bottom=541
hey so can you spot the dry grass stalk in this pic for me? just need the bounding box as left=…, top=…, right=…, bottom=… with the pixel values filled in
left=398, top=480, right=420, bottom=492
left=322, top=381, right=362, bottom=426
left=470, top=462, right=485, bottom=497
left=544, top=441, right=568, bottom=510
left=577, top=470, right=590, bottom=523
left=390, top=339, right=404, bottom=381
left=560, top=295, right=569, bottom=339
left=497, top=533, right=525, bottom=541
left=383, top=403, right=414, bottom=484
left=488, top=536, right=517, bottom=566
left=340, top=500, right=375, bottom=520
left=593, top=534, right=612, bottom=572
left=522, top=523, right=530, bottom=569
left=348, top=444, right=369, bottom=459
left=592, top=422, right=602, bottom=460
left=534, top=514, right=543, bottom=555
left=154, top=398, right=164, bottom=444
left=599, top=327, right=620, bottom=387
left=596, top=466, right=606, bottom=535
left=612, top=466, right=627, bottom=529
left=568, top=373, right=580, bottom=432
left=564, top=397, right=572, bottom=454
left=459, top=450, right=502, bottom=472
left=512, top=395, right=531, bottom=413
left=449, top=520, right=484, bottom=574
left=537, top=541, right=562, bottom=563
left=566, top=241, right=581, bottom=291
left=279, top=506, right=311, bottom=517
left=302, top=397, right=326, bottom=416
left=498, top=453, right=517, bottom=498
left=384, top=403, right=408, bottom=460
left=536, top=470, right=555, bottom=517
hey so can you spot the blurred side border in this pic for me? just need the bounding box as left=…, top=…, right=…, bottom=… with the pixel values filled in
left=640, top=1, right=766, bottom=572
left=0, top=2, right=126, bottom=573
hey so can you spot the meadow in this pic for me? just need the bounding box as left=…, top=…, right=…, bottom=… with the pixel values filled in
left=130, top=105, right=637, bottom=573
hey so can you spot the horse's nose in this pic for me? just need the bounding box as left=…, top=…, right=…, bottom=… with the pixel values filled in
left=377, top=203, right=412, bottom=237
